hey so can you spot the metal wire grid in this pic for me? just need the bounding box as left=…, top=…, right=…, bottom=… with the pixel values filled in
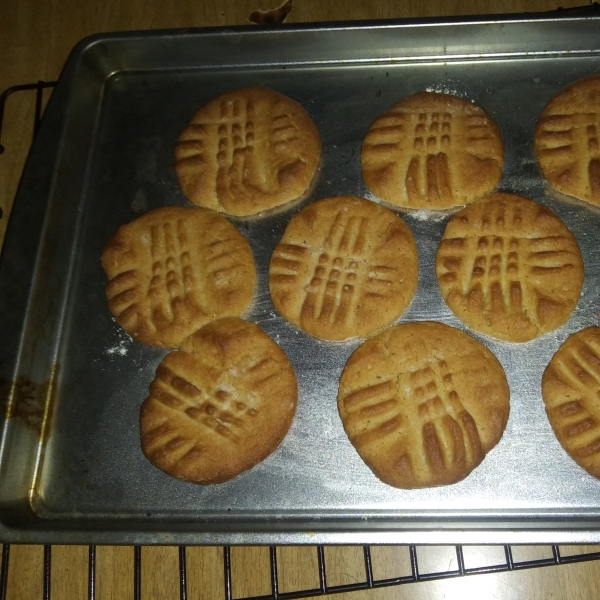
left=0, top=82, right=56, bottom=153
left=2, top=543, right=600, bottom=600
left=2, top=80, right=600, bottom=599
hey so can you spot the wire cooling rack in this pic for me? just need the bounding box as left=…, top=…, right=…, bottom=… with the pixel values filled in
left=3, top=543, right=600, bottom=600
left=2, top=81, right=600, bottom=600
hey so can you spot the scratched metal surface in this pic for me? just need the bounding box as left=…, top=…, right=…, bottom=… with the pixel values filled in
left=1, top=15, right=600, bottom=544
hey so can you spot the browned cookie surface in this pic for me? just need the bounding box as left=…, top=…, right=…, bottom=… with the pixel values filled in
left=337, top=322, right=510, bottom=489
left=542, top=327, right=600, bottom=479
left=101, top=207, right=256, bottom=348
left=175, top=86, right=321, bottom=217
left=535, top=74, right=600, bottom=208
left=436, top=193, right=583, bottom=342
left=140, top=318, right=298, bottom=484
left=269, top=196, right=419, bottom=341
left=361, top=92, right=504, bottom=210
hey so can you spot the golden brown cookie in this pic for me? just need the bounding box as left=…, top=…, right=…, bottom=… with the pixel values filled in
left=102, top=207, right=256, bottom=348
left=337, top=321, right=510, bottom=489
left=140, top=318, right=297, bottom=484
left=269, top=196, right=419, bottom=341
left=361, top=91, right=504, bottom=210
left=436, top=193, right=583, bottom=342
left=174, top=86, right=321, bottom=217
left=535, top=74, right=600, bottom=208
left=542, top=327, right=600, bottom=479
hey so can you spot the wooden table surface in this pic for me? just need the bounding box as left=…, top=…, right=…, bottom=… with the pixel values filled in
left=2, top=1, right=600, bottom=598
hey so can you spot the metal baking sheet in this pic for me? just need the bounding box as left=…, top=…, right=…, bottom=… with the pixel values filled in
left=2, top=13, right=600, bottom=545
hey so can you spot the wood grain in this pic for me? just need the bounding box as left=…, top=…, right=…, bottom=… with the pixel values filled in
left=3, top=543, right=600, bottom=599
left=51, top=546, right=89, bottom=599
left=276, top=546, right=321, bottom=594
left=2, top=1, right=600, bottom=600
left=96, top=546, right=134, bottom=600
left=186, top=546, right=224, bottom=600
left=230, top=546, right=272, bottom=598
left=5, top=544, right=44, bottom=600
left=141, top=546, right=180, bottom=599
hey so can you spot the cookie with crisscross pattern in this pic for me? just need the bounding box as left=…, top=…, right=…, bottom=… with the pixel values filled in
left=140, top=318, right=297, bottom=484
left=337, top=321, right=510, bottom=488
left=361, top=91, right=504, bottom=210
left=436, top=193, right=583, bottom=342
left=269, top=196, right=419, bottom=341
left=535, top=74, right=600, bottom=208
left=175, top=86, right=321, bottom=217
left=542, top=327, right=600, bottom=479
left=102, top=207, right=256, bottom=348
